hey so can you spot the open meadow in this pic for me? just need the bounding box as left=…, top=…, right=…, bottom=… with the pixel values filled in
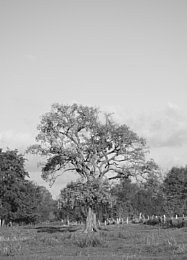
left=0, top=222, right=187, bottom=260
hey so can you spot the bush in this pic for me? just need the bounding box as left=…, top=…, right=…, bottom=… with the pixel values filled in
left=73, top=233, right=104, bottom=248
left=165, top=218, right=187, bottom=228
left=144, top=219, right=161, bottom=226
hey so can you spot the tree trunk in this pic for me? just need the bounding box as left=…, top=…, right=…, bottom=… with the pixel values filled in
left=0, top=219, right=5, bottom=227
left=84, top=207, right=98, bottom=233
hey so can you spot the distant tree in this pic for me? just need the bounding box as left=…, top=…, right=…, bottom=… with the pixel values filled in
left=132, top=188, right=165, bottom=217
left=131, top=165, right=165, bottom=217
left=0, top=149, right=28, bottom=223
left=142, top=160, right=162, bottom=195
left=163, top=166, right=187, bottom=216
left=14, top=181, right=41, bottom=224
left=111, top=178, right=139, bottom=218
left=28, top=103, right=155, bottom=232
left=36, top=186, right=56, bottom=222
left=0, top=149, right=39, bottom=224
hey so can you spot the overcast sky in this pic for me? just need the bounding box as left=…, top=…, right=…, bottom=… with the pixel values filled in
left=1, top=0, right=187, bottom=198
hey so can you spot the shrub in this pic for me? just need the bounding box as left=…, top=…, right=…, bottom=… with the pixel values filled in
left=144, top=219, right=160, bottom=226
left=73, top=233, right=104, bottom=248
left=164, top=218, right=187, bottom=228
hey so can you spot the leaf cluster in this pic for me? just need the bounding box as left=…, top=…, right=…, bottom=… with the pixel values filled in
left=59, top=178, right=113, bottom=210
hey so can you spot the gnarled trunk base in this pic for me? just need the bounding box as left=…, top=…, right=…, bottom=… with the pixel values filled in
left=84, top=207, right=98, bottom=233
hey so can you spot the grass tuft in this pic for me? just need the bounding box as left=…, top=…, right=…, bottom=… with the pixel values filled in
left=73, top=232, right=105, bottom=248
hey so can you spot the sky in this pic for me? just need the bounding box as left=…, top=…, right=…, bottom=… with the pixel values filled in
left=0, top=0, right=187, bottom=198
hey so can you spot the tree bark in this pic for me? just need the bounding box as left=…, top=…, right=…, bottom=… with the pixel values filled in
left=0, top=219, right=5, bottom=227
left=84, top=207, right=98, bottom=233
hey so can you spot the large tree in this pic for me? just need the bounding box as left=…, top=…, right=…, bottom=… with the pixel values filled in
left=28, top=103, right=155, bottom=232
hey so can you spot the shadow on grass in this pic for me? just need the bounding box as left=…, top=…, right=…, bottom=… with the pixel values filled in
left=24, top=225, right=82, bottom=234
left=22, top=223, right=111, bottom=235
left=37, top=225, right=82, bottom=233
left=35, top=225, right=110, bottom=234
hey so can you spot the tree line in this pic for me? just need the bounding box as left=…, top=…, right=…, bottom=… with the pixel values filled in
left=0, top=103, right=187, bottom=230
left=57, top=166, right=187, bottom=223
left=0, top=148, right=186, bottom=226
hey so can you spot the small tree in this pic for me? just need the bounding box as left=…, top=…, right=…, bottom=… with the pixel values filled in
left=163, top=166, right=187, bottom=216
left=111, top=178, right=139, bottom=219
left=35, top=186, right=56, bottom=222
left=0, top=149, right=40, bottom=224
left=14, top=181, right=41, bottom=224
left=28, top=103, right=154, bottom=232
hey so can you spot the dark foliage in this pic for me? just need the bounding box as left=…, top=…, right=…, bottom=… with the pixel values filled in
left=163, top=166, right=187, bottom=216
left=0, top=149, right=56, bottom=224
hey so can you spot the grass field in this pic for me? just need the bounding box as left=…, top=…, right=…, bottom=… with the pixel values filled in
left=0, top=222, right=187, bottom=260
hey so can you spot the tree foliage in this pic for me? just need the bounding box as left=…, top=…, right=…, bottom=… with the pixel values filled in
left=163, top=166, right=187, bottom=216
left=36, top=186, right=56, bottom=222
left=28, top=103, right=152, bottom=184
left=0, top=149, right=35, bottom=223
left=111, top=178, right=139, bottom=218
left=0, top=149, right=55, bottom=224
left=59, top=178, right=113, bottom=221
left=0, top=149, right=29, bottom=222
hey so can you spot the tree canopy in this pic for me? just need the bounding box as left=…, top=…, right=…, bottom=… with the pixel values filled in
left=0, top=149, right=34, bottom=223
left=0, top=149, right=56, bottom=224
left=28, top=103, right=154, bottom=184
left=163, top=166, right=187, bottom=216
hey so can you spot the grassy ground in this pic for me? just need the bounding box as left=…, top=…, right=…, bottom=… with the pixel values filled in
left=0, top=223, right=187, bottom=260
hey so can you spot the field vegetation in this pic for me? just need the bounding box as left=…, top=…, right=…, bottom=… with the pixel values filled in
left=0, top=222, right=187, bottom=260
